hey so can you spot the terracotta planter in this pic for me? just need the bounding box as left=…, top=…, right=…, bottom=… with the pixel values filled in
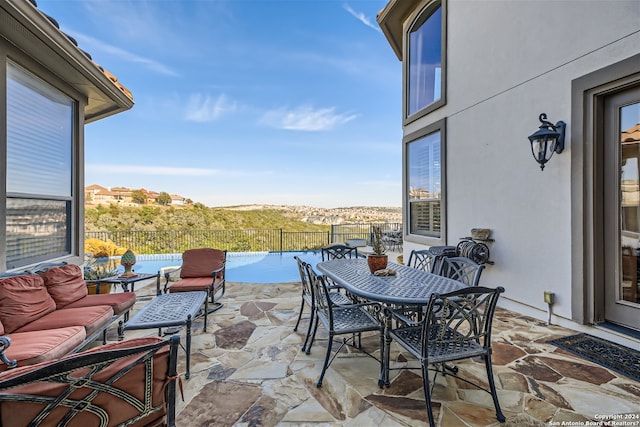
left=86, top=281, right=113, bottom=295
left=367, top=255, right=388, bottom=273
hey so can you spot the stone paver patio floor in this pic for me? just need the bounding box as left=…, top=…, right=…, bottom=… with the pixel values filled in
left=114, top=280, right=640, bottom=426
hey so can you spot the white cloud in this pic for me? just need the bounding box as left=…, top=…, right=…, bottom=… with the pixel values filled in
left=185, top=94, right=238, bottom=122
left=259, top=105, right=358, bottom=131
left=65, top=31, right=179, bottom=77
left=343, top=4, right=382, bottom=33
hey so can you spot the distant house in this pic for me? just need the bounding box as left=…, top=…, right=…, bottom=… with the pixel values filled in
left=144, top=190, right=159, bottom=205
left=85, top=184, right=109, bottom=203
left=170, top=194, right=185, bottom=205
left=84, top=185, right=187, bottom=206
left=1, top=0, right=133, bottom=270
left=377, top=0, right=640, bottom=344
left=110, top=187, right=133, bottom=204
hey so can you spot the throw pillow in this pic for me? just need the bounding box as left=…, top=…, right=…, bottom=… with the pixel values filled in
left=0, top=275, right=56, bottom=333
left=39, top=265, right=88, bottom=309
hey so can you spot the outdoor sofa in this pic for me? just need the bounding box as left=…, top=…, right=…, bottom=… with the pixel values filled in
left=0, top=264, right=136, bottom=370
left=0, top=335, right=179, bottom=426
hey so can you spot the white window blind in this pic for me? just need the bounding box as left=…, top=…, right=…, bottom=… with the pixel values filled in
left=408, top=131, right=441, bottom=237
left=5, top=62, right=74, bottom=268
left=7, top=63, right=72, bottom=196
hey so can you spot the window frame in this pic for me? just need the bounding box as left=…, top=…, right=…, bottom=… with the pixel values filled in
left=403, top=0, right=447, bottom=125
left=1, top=45, right=84, bottom=271
left=403, top=118, right=447, bottom=246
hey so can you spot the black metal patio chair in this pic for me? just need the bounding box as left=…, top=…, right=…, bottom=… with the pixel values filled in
left=384, top=286, right=505, bottom=427
left=437, top=256, right=485, bottom=287
left=293, top=256, right=352, bottom=354
left=321, top=244, right=359, bottom=261
left=306, top=264, right=383, bottom=387
left=406, top=249, right=439, bottom=273
left=320, top=243, right=360, bottom=300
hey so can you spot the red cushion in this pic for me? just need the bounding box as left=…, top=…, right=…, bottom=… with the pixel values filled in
left=0, top=337, right=163, bottom=378
left=0, top=320, right=4, bottom=336
left=169, top=277, right=218, bottom=293
left=15, top=305, right=114, bottom=337
left=63, top=293, right=136, bottom=315
left=0, top=275, right=56, bottom=333
left=0, top=327, right=86, bottom=370
left=180, top=248, right=225, bottom=279
left=39, top=264, right=88, bottom=309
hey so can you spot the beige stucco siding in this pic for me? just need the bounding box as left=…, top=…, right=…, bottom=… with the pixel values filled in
left=402, top=0, right=640, bottom=323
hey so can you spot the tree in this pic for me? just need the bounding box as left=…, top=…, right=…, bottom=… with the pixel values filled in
left=156, top=192, right=172, bottom=206
left=131, top=189, right=147, bottom=204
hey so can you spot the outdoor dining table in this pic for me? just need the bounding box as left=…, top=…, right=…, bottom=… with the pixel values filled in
left=316, top=258, right=466, bottom=387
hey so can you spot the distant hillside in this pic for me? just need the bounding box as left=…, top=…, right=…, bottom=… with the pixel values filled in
left=219, top=204, right=402, bottom=224
left=84, top=204, right=401, bottom=232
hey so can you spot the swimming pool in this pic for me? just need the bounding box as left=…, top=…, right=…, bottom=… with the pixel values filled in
left=127, top=251, right=324, bottom=283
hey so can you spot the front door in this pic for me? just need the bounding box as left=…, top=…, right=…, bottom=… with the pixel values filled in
left=603, top=88, right=640, bottom=330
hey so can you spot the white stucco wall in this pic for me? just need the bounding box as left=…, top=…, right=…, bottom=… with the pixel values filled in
left=403, top=0, right=640, bottom=327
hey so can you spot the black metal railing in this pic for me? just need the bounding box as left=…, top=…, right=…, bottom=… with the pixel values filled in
left=85, top=222, right=402, bottom=254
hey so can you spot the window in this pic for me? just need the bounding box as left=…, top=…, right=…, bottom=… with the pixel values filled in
left=406, top=1, right=445, bottom=119
left=406, top=120, right=445, bottom=242
left=5, top=62, right=75, bottom=269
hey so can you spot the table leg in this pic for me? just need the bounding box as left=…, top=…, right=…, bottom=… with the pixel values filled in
left=186, top=315, right=192, bottom=379
left=204, top=298, right=208, bottom=332
left=378, top=317, right=385, bottom=388
left=379, top=308, right=392, bottom=388
left=118, top=320, right=124, bottom=341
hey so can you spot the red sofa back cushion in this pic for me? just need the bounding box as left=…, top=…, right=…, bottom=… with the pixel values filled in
left=39, top=264, right=88, bottom=309
left=181, top=248, right=225, bottom=279
left=0, top=275, right=56, bottom=333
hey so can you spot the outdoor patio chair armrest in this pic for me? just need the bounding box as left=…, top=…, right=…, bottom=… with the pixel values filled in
left=343, top=302, right=382, bottom=313
left=385, top=306, right=421, bottom=327
left=0, top=336, right=17, bottom=369
left=210, top=265, right=224, bottom=275
left=162, top=265, right=182, bottom=293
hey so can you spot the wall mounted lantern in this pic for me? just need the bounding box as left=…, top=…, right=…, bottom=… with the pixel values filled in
left=527, top=113, right=566, bottom=170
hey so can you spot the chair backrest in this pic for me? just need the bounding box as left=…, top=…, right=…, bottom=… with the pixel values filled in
left=0, top=336, right=179, bottom=427
left=294, top=256, right=313, bottom=301
left=321, top=244, right=358, bottom=261
left=305, top=264, right=333, bottom=323
left=407, top=249, right=438, bottom=273
left=181, top=248, right=226, bottom=279
left=437, top=256, right=484, bottom=287
left=422, top=286, right=504, bottom=358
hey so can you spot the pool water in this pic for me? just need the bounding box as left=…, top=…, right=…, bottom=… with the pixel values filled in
left=127, top=251, right=323, bottom=283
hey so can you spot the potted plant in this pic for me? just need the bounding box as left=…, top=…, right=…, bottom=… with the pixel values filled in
left=367, top=226, right=388, bottom=273
left=83, top=252, right=119, bottom=294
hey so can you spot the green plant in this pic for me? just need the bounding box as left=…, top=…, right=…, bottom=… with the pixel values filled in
left=83, top=252, right=119, bottom=280
left=371, top=226, right=387, bottom=255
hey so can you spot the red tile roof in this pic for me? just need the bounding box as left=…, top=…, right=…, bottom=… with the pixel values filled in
left=622, top=123, right=640, bottom=143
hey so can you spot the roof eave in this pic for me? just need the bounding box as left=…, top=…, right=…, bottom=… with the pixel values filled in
left=1, top=0, right=134, bottom=122
left=377, top=0, right=417, bottom=61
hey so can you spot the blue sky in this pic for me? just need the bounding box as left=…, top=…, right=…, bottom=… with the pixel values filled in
left=38, top=0, right=402, bottom=208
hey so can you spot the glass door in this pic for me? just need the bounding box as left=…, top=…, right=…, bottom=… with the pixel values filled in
left=604, top=89, right=640, bottom=330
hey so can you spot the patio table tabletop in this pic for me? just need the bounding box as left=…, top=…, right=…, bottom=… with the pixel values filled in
left=317, top=259, right=465, bottom=305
